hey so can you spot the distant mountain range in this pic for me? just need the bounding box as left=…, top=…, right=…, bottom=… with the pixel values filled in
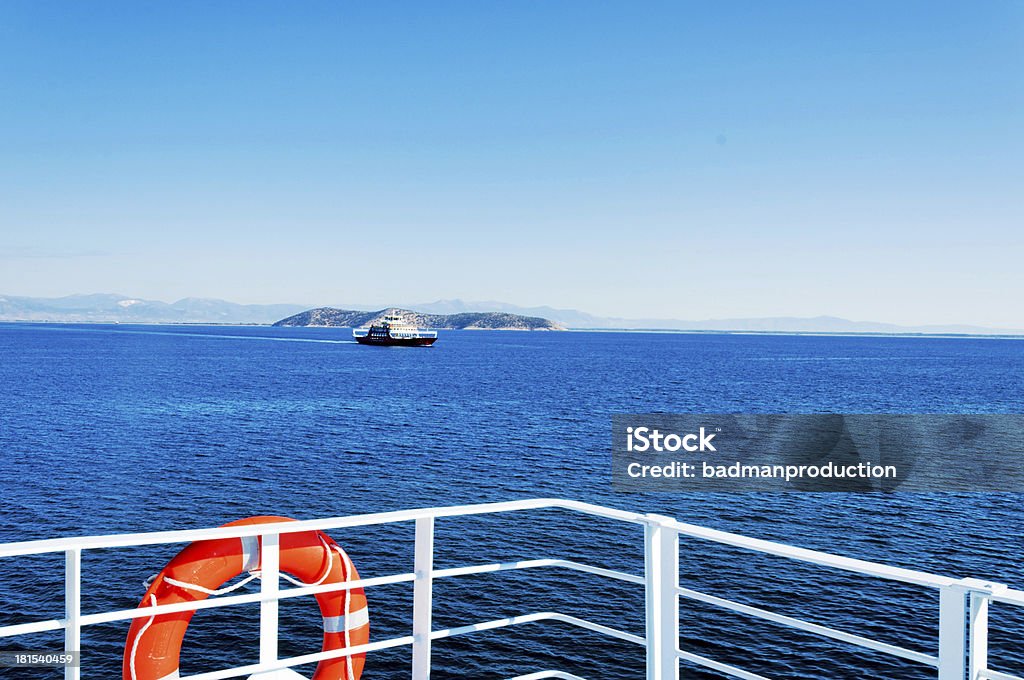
left=0, top=294, right=307, bottom=324
left=273, top=307, right=563, bottom=330
left=404, top=299, right=1024, bottom=335
left=2, top=294, right=1020, bottom=335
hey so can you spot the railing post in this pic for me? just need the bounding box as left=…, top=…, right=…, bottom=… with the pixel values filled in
left=412, top=517, right=435, bottom=680
left=64, top=548, right=81, bottom=680
left=968, top=591, right=988, bottom=680
left=959, top=579, right=1005, bottom=680
left=259, top=532, right=280, bottom=667
left=645, top=514, right=679, bottom=680
left=938, top=583, right=966, bottom=680
left=939, top=579, right=1007, bottom=680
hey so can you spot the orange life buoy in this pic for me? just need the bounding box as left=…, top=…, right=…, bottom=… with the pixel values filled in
left=122, top=516, right=369, bottom=680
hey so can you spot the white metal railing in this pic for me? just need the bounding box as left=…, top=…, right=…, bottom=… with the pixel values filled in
left=0, top=498, right=1022, bottom=680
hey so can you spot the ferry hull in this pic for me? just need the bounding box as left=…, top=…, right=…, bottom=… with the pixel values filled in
left=355, top=335, right=437, bottom=347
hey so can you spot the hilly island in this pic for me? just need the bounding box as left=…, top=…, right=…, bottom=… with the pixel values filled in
left=273, top=307, right=564, bottom=330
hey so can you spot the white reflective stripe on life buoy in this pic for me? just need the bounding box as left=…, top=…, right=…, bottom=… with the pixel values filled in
left=323, top=607, right=370, bottom=633
left=156, top=671, right=179, bottom=680
left=240, top=535, right=260, bottom=572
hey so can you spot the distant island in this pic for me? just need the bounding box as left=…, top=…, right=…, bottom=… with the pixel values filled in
left=273, top=307, right=565, bottom=331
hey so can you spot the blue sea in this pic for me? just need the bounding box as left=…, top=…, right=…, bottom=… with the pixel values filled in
left=1, top=324, right=1022, bottom=679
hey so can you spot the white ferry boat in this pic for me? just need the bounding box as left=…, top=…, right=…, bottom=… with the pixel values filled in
left=353, top=314, right=437, bottom=347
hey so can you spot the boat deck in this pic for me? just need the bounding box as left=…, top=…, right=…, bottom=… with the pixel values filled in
left=1, top=499, right=1022, bottom=679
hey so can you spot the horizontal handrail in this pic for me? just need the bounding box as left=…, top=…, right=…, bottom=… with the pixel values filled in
left=0, top=571, right=417, bottom=638
left=429, top=611, right=646, bottom=647
left=433, top=558, right=644, bottom=585
left=179, top=610, right=640, bottom=680
left=0, top=555, right=643, bottom=639
left=0, top=499, right=966, bottom=590
left=676, top=585, right=937, bottom=667
left=183, top=634, right=416, bottom=680
left=677, top=647, right=774, bottom=680
left=662, top=517, right=957, bottom=589
left=981, top=671, right=1024, bottom=680
left=992, top=588, right=1024, bottom=607
left=0, top=499, right=647, bottom=558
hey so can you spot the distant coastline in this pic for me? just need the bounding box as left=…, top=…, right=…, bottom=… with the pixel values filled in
left=2, top=294, right=1021, bottom=336
left=2, top=320, right=1022, bottom=341
left=561, top=327, right=1024, bottom=340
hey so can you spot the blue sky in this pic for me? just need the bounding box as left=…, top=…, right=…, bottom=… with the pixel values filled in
left=1, top=2, right=1021, bottom=325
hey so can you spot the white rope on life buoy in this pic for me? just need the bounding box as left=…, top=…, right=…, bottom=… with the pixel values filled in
left=155, top=536, right=333, bottom=595
left=162, top=571, right=262, bottom=596
left=131, top=535, right=357, bottom=680
left=336, top=546, right=356, bottom=680
left=129, top=594, right=159, bottom=680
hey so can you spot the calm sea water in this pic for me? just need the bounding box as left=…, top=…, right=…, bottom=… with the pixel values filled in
left=1, top=324, right=1022, bottom=679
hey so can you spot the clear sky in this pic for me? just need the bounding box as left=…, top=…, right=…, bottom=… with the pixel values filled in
left=1, top=2, right=1021, bottom=326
